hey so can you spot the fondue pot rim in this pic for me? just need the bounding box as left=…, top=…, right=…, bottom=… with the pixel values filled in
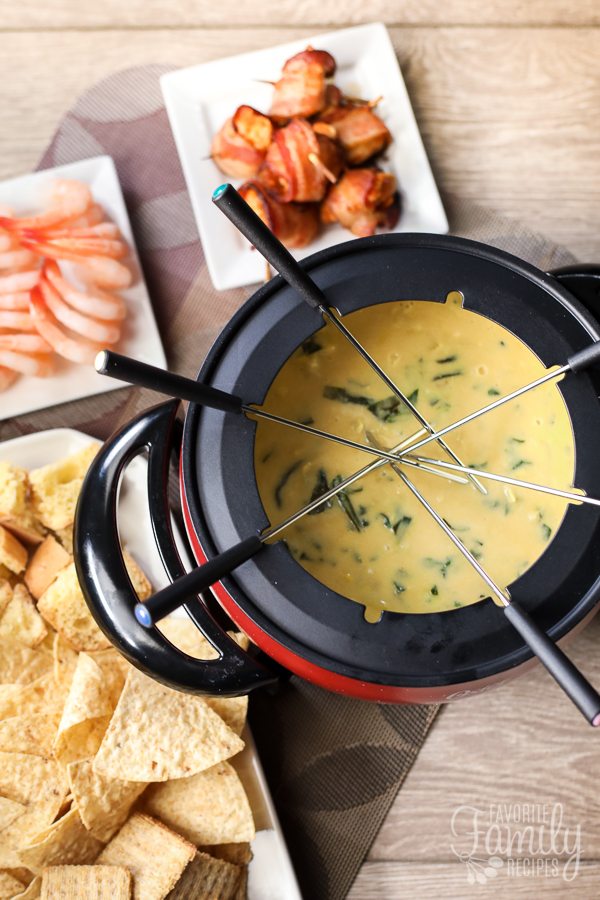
left=181, top=232, right=600, bottom=690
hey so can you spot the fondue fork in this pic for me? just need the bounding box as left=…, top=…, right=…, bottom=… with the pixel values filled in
left=95, top=351, right=467, bottom=486
left=391, top=340, right=600, bottom=462
left=97, top=352, right=600, bottom=511
left=367, top=434, right=600, bottom=727
left=211, top=183, right=486, bottom=495
left=404, top=455, right=600, bottom=510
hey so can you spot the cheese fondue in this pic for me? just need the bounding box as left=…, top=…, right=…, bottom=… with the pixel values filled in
left=254, top=296, right=575, bottom=620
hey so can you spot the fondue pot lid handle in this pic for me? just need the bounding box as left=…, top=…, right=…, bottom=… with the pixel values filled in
left=74, top=400, right=277, bottom=696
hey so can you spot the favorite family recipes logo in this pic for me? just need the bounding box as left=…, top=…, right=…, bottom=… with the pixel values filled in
left=450, top=803, right=582, bottom=884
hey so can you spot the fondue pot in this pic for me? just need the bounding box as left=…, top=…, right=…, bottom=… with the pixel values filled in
left=75, top=229, right=600, bottom=706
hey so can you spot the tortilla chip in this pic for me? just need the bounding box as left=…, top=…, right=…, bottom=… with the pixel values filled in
left=1, top=798, right=69, bottom=855
left=67, top=758, right=146, bottom=843
left=142, top=761, right=255, bottom=845
left=40, top=865, right=132, bottom=899
left=0, top=676, right=61, bottom=720
left=147, top=622, right=250, bottom=734
left=86, top=650, right=129, bottom=707
left=200, top=843, right=252, bottom=866
left=0, top=585, right=47, bottom=648
left=0, top=752, right=67, bottom=807
left=0, top=644, right=52, bottom=685
left=122, top=553, right=152, bottom=602
left=204, top=697, right=248, bottom=737
left=0, top=712, right=60, bottom=757
left=166, top=852, right=243, bottom=900
left=53, top=654, right=116, bottom=765
left=0, top=797, right=25, bottom=831
left=37, top=564, right=111, bottom=653
left=51, top=633, right=78, bottom=693
left=18, top=809, right=104, bottom=874
left=10, top=876, right=41, bottom=899
left=0, top=870, right=26, bottom=898
left=93, top=669, right=244, bottom=783
left=97, top=814, right=195, bottom=900
left=158, top=621, right=249, bottom=658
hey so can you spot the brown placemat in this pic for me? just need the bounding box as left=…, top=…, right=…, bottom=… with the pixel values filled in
left=0, top=64, right=578, bottom=900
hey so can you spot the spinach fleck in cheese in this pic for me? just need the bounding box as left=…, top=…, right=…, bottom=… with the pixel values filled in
left=254, top=296, right=575, bottom=620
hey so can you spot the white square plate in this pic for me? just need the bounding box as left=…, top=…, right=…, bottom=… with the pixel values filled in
left=0, top=156, right=166, bottom=420
left=0, top=427, right=302, bottom=900
left=161, top=22, right=449, bottom=291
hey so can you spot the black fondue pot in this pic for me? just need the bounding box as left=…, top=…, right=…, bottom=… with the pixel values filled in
left=75, top=234, right=600, bottom=704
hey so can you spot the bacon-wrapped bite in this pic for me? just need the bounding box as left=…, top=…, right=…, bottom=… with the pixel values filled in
left=238, top=182, right=319, bottom=248
left=320, top=169, right=399, bottom=238
left=211, top=106, right=273, bottom=179
left=270, top=48, right=336, bottom=121
left=319, top=106, right=391, bottom=166
left=259, top=119, right=341, bottom=204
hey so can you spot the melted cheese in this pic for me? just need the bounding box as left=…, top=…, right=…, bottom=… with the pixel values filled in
left=253, top=296, right=575, bottom=619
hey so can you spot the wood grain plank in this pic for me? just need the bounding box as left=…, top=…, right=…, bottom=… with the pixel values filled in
left=348, top=861, right=600, bottom=898
left=371, top=616, right=600, bottom=862
left=0, top=0, right=598, bottom=29
left=0, top=28, right=598, bottom=258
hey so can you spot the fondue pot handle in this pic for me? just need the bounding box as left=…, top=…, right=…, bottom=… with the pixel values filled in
left=74, top=400, right=276, bottom=696
left=550, top=264, right=600, bottom=320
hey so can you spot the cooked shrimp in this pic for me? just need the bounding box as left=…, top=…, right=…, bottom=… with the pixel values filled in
left=29, top=288, right=102, bottom=364
left=0, top=232, right=15, bottom=252
left=33, top=236, right=127, bottom=259
left=40, top=279, right=121, bottom=345
left=0, top=350, right=53, bottom=377
left=72, top=258, right=132, bottom=290
left=0, top=270, right=40, bottom=294
left=0, top=311, right=36, bottom=331
left=20, top=238, right=131, bottom=274
left=44, top=261, right=125, bottom=321
left=0, top=248, right=38, bottom=271
left=0, top=366, right=18, bottom=391
left=0, top=180, right=92, bottom=231
left=0, top=292, right=30, bottom=311
left=68, top=203, right=105, bottom=229
left=0, top=333, right=51, bottom=353
left=25, top=222, right=120, bottom=241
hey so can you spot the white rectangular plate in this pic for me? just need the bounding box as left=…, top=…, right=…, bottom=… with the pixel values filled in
left=0, top=156, right=166, bottom=420
left=161, top=22, right=448, bottom=291
left=0, top=428, right=301, bottom=900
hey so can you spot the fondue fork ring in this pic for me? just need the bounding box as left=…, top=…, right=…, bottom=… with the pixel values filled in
left=211, top=182, right=487, bottom=495
left=375, top=440, right=600, bottom=727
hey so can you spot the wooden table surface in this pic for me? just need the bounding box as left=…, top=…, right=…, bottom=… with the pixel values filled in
left=1, top=3, right=599, bottom=897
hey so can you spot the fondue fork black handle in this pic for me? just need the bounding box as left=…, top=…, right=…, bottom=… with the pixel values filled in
left=504, top=602, right=600, bottom=727
left=212, top=183, right=487, bottom=495
left=212, top=183, right=326, bottom=310
left=95, top=351, right=243, bottom=414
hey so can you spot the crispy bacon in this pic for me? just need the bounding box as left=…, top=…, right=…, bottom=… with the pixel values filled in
left=238, top=182, right=319, bottom=248
left=270, top=48, right=336, bottom=120
left=260, top=120, right=320, bottom=202
left=211, top=106, right=273, bottom=179
left=259, top=119, right=341, bottom=203
left=319, top=106, right=392, bottom=165
left=320, top=169, right=399, bottom=237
